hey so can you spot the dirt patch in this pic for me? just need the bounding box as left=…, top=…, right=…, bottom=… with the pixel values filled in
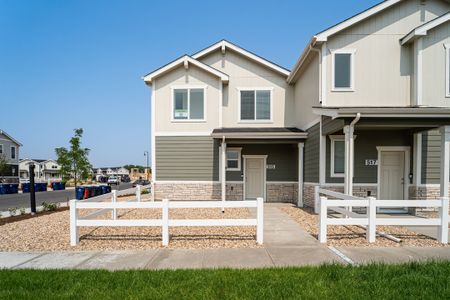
left=0, top=204, right=257, bottom=251
left=280, top=205, right=448, bottom=247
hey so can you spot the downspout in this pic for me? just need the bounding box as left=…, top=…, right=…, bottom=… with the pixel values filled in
left=345, top=113, right=361, bottom=197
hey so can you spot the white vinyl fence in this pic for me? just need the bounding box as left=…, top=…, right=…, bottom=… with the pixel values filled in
left=70, top=197, right=264, bottom=246
left=316, top=187, right=449, bottom=244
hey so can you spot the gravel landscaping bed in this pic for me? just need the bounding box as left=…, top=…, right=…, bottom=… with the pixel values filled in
left=0, top=198, right=256, bottom=251
left=280, top=205, right=448, bottom=247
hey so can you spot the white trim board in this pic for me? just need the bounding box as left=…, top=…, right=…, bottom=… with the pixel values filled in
left=401, top=12, right=450, bottom=45
left=155, top=132, right=212, bottom=136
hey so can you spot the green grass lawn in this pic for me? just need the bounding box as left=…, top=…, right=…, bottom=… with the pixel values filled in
left=1, top=261, right=449, bottom=299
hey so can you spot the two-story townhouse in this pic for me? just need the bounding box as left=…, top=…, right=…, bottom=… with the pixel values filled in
left=143, top=40, right=307, bottom=202
left=288, top=0, right=450, bottom=211
left=19, top=159, right=62, bottom=182
left=0, top=129, right=22, bottom=183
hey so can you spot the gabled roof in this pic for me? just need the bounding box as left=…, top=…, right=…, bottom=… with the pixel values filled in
left=315, top=0, right=403, bottom=42
left=192, top=40, right=290, bottom=77
left=0, top=129, right=22, bottom=146
left=142, top=55, right=229, bottom=84
left=401, top=12, right=450, bottom=45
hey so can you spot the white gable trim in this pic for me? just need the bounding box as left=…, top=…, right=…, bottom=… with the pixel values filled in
left=315, top=0, right=402, bottom=42
left=143, top=55, right=229, bottom=84
left=192, top=40, right=290, bottom=77
left=401, top=12, right=450, bottom=45
left=0, top=130, right=22, bottom=146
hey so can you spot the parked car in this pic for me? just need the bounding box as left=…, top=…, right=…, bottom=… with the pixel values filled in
left=132, top=179, right=150, bottom=187
left=107, top=176, right=120, bottom=186
left=121, top=175, right=131, bottom=183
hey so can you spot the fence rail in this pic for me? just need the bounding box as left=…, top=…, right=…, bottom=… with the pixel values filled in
left=70, top=198, right=264, bottom=247
left=316, top=187, right=449, bottom=244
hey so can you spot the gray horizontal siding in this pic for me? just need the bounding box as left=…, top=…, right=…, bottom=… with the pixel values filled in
left=304, top=123, right=320, bottom=183
left=326, top=130, right=413, bottom=184
left=226, top=143, right=298, bottom=182
left=155, top=136, right=219, bottom=181
left=422, top=130, right=441, bottom=184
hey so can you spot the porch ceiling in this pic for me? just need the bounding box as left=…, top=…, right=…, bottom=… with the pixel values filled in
left=211, top=127, right=307, bottom=141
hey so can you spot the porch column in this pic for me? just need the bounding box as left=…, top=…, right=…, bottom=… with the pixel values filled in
left=221, top=139, right=227, bottom=212
left=343, top=125, right=355, bottom=195
left=297, top=142, right=304, bottom=207
left=440, top=126, right=450, bottom=198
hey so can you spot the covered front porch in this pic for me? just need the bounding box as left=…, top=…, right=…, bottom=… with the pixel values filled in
left=315, top=107, right=450, bottom=209
left=211, top=127, right=307, bottom=204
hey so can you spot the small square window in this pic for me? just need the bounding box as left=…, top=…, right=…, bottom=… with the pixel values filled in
left=226, top=148, right=241, bottom=171
left=240, top=89, right=271, bottom=121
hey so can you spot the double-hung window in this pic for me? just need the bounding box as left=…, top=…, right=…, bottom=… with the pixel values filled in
left=0, top=144, right=3, bottom=155
left=226, top=148, right=241, bottom=171
left=240, top=89, right=271, bottom=121
left=173, top=88, right=205, bottom=121
left=332, top=50, right=355, bottom=91
left=330, top=136, right=345, bottom=177
left=446, top=44, right=450, bottom=97
left=10, top=146, right=16, bottom=160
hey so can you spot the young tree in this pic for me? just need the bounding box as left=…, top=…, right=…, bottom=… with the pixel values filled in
left=55, top=128, right=92, bottom=187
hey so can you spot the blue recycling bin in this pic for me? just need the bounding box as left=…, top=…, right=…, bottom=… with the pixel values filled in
left=9, top=184, right=18, bottom=194
left=22, top=183, right=30, bottom=193
left=0, top=184, right=5, bottom=195
left=3, top=184, right=11, bottom=194
left=75, top=187, right=85, bottom=200
left=41, top=183, right=47, bottom=192
left=53, top=182, right=61, bottom=191
left=101, top=185, right=109, bottom=194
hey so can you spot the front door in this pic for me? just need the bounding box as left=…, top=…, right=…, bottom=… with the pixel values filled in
left=379, top=151, right=406, bottom=212
left=245, top=157, right=264, bottom=200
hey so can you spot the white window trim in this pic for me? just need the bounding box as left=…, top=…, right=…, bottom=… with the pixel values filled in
left=445, top=43, right=450, bottom=98
left=330, top=135, right=345, bottom=178
left=10, top=145, right=16, bottom=160
left=331, top=49, right=356, bottom=92
left=170, top=85, right=207, bottom=122
left=237, top=87, right=273, bottom=123
left=226, top=147, right=242, bottom=171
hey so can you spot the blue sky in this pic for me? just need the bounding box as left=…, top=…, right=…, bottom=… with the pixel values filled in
left=0, top=0, right=378, bottom=167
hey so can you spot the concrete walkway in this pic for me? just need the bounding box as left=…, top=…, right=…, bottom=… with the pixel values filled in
left=0, top=204, right=449, bottom=270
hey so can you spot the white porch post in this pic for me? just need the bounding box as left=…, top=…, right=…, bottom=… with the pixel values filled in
left=440, top=126, right=450, bottom=198
left=297, top=142, right=304, bottom=207
left=343, top=125, right=355, bottom=196
left=221, top=138, right=227, bottom=212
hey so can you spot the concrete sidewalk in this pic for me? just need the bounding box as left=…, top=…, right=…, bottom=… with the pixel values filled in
left=0, top=204, right=449, bottom=270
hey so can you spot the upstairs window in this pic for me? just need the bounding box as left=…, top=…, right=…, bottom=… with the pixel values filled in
left=11, top=146, right=16, bottom=160
left=332, top=50, right=355, bottom=91
left=173, top=88, right=205, bottom=121
left=0, top=144, right=3, bottom=155
left=446, top=44, right=450, bottom=97
left=240, top=89, right=271, bottom=121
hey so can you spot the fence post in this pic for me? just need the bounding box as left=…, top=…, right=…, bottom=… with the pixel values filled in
left=69, top=200, right=79, bottom=246
left=314, top=185, right=320, bottom=214
left=256, top=197, right=264, bottom=245
left=367, top=197, right=376, bottom=243
left=162, top=199, right=169, bottom=246
left=439, top=197, right=449, bottom=244
left=112, top=190, right=117, bottom=220
left=136, top=185, right=141, bottom=202
left=318, top=196, right=327, bottom=243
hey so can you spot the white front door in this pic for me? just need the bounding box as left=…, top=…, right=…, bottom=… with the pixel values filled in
left=379, top=151, right=406, bottom=212
left=245, top=157, right=264, bottom=200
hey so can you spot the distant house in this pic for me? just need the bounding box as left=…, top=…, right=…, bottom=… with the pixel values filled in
left=0, top=129, right=22, bottom=183
left=19, top=159, right=62, bottom=182
left=92, top=167, right=130, bottom=177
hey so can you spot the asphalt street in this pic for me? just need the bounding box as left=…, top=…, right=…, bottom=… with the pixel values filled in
left=0, top=182, right=133, bottom=211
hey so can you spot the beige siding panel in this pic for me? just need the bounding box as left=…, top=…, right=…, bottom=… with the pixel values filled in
left=199, top=49, right=295, bottom=127
left=293, top=54, right=320, bottom=129
left=154, top=64, right=221, bottom=133
left=325, top=0, right=449, bottom=107
left=155, top=136, right=218, bottom=181
left=422, top=21, right=450, bottom=107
